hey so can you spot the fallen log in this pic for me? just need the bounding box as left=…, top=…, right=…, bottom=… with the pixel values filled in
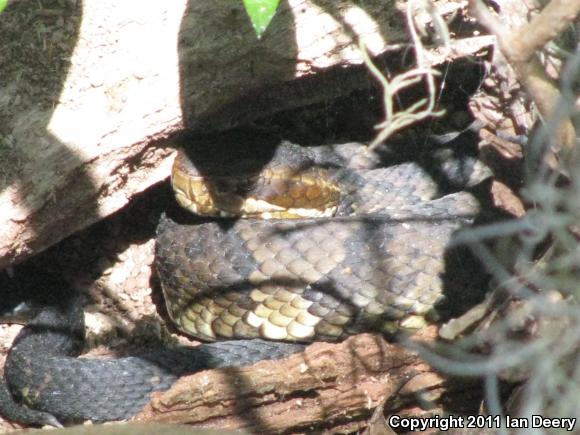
left=136, top=330, right=482, bottom=433
left=0, top=0, right=492, bottom=269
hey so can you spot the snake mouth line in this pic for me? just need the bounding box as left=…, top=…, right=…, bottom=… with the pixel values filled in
left=174, top=187, right=338, bottom=219
left=172, top=145, right=342, bottom=220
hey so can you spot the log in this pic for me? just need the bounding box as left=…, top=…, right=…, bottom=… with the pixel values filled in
left=136, top=331, right=482, bottom=433
left=0, top=0, right=493, bottom=269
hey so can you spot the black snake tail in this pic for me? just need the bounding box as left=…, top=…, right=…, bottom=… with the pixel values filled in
left=0, top=290, right=304, bottom=426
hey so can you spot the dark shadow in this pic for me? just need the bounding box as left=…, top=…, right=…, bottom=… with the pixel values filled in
left=0, top=266, right=62, bottom=322
left=178, top=0, right=298, bottom=130
left=176, top=0, right=428, bottom=132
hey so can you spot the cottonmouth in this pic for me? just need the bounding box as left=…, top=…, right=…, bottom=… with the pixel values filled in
left=0, top=138, right=491, bottom=427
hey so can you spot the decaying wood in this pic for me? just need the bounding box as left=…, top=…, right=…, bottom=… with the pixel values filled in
left=136, top=331, right=481, bottom=433
left=0, top=0, right=493, bottom=269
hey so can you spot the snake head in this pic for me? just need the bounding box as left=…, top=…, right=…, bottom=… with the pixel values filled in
left=172, top=142, right=340, bottom=219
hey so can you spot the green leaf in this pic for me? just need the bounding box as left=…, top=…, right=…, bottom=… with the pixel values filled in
left=0, top=0, right=7, bottom=14
left=242, top=0, right=280, bottom=38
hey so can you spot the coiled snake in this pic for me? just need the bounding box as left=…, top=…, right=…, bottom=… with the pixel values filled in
left=0, top=139, right=491, bottom=426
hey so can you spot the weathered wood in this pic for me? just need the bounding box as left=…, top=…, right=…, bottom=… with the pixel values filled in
left=136, top=331, right=481, bottom=433
left=0, top=0, right=492, bottom=269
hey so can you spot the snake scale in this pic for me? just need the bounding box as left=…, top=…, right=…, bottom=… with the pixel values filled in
left=0, top=138, right=491, bottom=426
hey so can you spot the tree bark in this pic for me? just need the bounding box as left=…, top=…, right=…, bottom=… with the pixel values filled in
left=0, top=0, right=492, bottom=269
left=135, top=331, right=482, bottom=433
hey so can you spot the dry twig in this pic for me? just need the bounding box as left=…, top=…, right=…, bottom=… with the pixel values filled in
left=362, top=0, right=448, bottom=149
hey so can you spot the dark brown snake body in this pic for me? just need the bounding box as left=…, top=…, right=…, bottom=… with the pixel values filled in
left=0, top=140, right=491, bottom=426
left=158, top=141, right=489, bottom=342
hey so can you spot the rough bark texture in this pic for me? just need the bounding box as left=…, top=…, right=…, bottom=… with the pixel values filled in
left=0, top=0, right=492, bottom=270
left=136, top=330, right=482, bottom=434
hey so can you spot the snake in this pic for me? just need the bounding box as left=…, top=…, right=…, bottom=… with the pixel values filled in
left=0, top=137, right=491, bottom=427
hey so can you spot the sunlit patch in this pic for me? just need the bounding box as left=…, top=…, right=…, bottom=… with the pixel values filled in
left=268, top=310, right=293, bottom=328
left=287, top=321, right=316, bottom=340
left=261, top=321, right=289, bottom=340
left=296, top=310, right=321, bottom=327
left=246, top=311, right=265, bottom=329
left=399, top=315, right=427, bottom=330
left=244, top=197, right=284, bottom=214
left=285, top=206, right=337, bottom=218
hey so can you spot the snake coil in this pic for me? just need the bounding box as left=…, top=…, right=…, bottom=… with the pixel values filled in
left=0, top=139, right=491, bottom=426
